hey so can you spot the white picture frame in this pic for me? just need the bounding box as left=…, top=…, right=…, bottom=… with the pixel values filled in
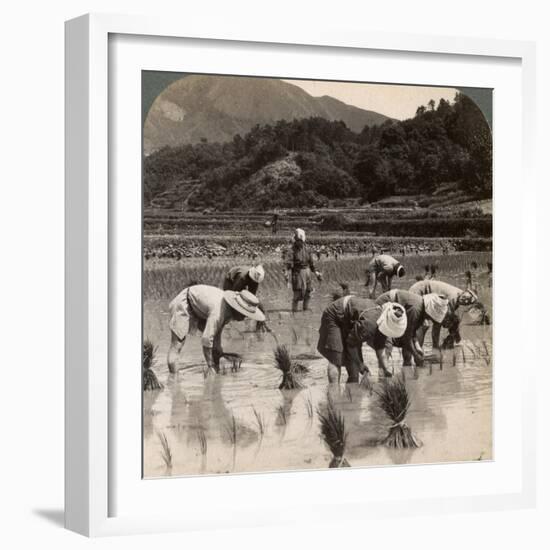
left=65, top=13, right=537, bottom=537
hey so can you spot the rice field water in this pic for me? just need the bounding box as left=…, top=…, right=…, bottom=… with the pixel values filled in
left=143, top=251, right=492, bottom=477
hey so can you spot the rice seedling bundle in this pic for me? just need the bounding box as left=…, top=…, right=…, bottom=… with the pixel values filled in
left=376, top=375, right=421, bottom=449
left=143, top=339, right=163, bottom=391
left=318, top=399, right=350, bottom=468
left=273, top=344, right=309, bottom=390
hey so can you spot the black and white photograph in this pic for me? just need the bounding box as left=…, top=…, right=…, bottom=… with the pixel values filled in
left=142, top=73, right=493, bottom=477
left=1, top=0, right=547, bottom=545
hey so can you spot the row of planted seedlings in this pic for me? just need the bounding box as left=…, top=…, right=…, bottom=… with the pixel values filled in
left=143, top=251, right=492, bottom=305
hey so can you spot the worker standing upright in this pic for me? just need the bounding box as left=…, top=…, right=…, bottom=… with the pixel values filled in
left=285, top=228, right=322, bottom=312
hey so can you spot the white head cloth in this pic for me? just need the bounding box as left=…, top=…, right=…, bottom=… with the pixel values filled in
left=377, top=302, right=407, bottom=338
left=423, top=293, right=449, bottom=323
left=294, top=228, right=306, bottom=242
left=248, top=264, right=265, bottom=283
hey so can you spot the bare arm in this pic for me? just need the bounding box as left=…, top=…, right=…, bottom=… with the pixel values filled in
left=308, top=251, right=323, bottom=280
left=205, top=331, right=224, bottom=372
left=411, top=336, right=424, bottom=365
left=201, top=315, right=225, bottom=372
left=375, top=348, right=389, bottom=372
left=402, top=330, right=424, bottom=366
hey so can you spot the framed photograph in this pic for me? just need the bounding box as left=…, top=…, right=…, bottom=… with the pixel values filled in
left=65, top=13, right=537, bottom=536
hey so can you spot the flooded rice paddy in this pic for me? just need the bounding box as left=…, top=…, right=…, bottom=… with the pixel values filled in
left=143, top=254, right=493, bottom=478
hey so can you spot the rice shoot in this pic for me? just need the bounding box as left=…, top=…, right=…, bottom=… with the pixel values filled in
left=197, top=429, right=207, bottom=456
left=318, top=399, right=350, bottom=468
left=304, top=392, right=314, bottom=419
left=273, top=344, right=309, bottom=390
left=376, top=375, right=421, bottom=448
left=252, top=406, right=266, bottom=437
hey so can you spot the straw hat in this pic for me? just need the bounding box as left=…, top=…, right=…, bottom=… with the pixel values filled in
left=224, top=290, right=266, bottom=321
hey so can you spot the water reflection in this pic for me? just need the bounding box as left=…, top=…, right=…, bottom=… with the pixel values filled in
left=143, top=270, right=492, bottom=478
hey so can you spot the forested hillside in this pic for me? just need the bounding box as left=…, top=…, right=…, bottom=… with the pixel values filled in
left=144, top=93, right=492, bottom=211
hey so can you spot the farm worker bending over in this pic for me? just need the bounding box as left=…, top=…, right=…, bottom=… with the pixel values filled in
left=376, top=290, right=449, bottom=368
left=409, top=280, right=477, bottom=351
left=223, top=264, right=268, bottom=331
left=285, top=228, right=322, bottom=312
left=167, top=285, right=265, bottom=374
left=365, top=254, right=405, bottom=298
left=223, top=264, right=265, bottom=294
left=317, top=296, right=407, bottom=383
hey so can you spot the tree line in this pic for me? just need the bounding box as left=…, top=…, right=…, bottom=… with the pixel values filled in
left=144, top=92, right=492, bottom=210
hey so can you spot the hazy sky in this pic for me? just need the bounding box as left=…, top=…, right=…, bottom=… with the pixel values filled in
left=284, top=79, right=459, bottom=120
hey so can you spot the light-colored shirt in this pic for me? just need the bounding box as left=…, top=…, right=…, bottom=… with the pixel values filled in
left=409, top=280, right=462, bottom=311
left=367, top=254, right=399, bottom=275
left=187, top=285, right=232, bottom=348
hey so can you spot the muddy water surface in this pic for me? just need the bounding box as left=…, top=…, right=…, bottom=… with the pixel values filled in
left=143, top=267, right=492, bottom=478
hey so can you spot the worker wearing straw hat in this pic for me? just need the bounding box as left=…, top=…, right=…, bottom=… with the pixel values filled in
left=317, top=295, right=407, bottom=383
left=376, top=289, right=449, bottom=368
left=365, top=254, right=406, bottom=298
left=409, top=279, right=478, bottom=351
left=285, top=228, right=322, bottom=312
left=167, top=284, right=265, bottom=374
left=223, top=264, right=268, bottom=331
